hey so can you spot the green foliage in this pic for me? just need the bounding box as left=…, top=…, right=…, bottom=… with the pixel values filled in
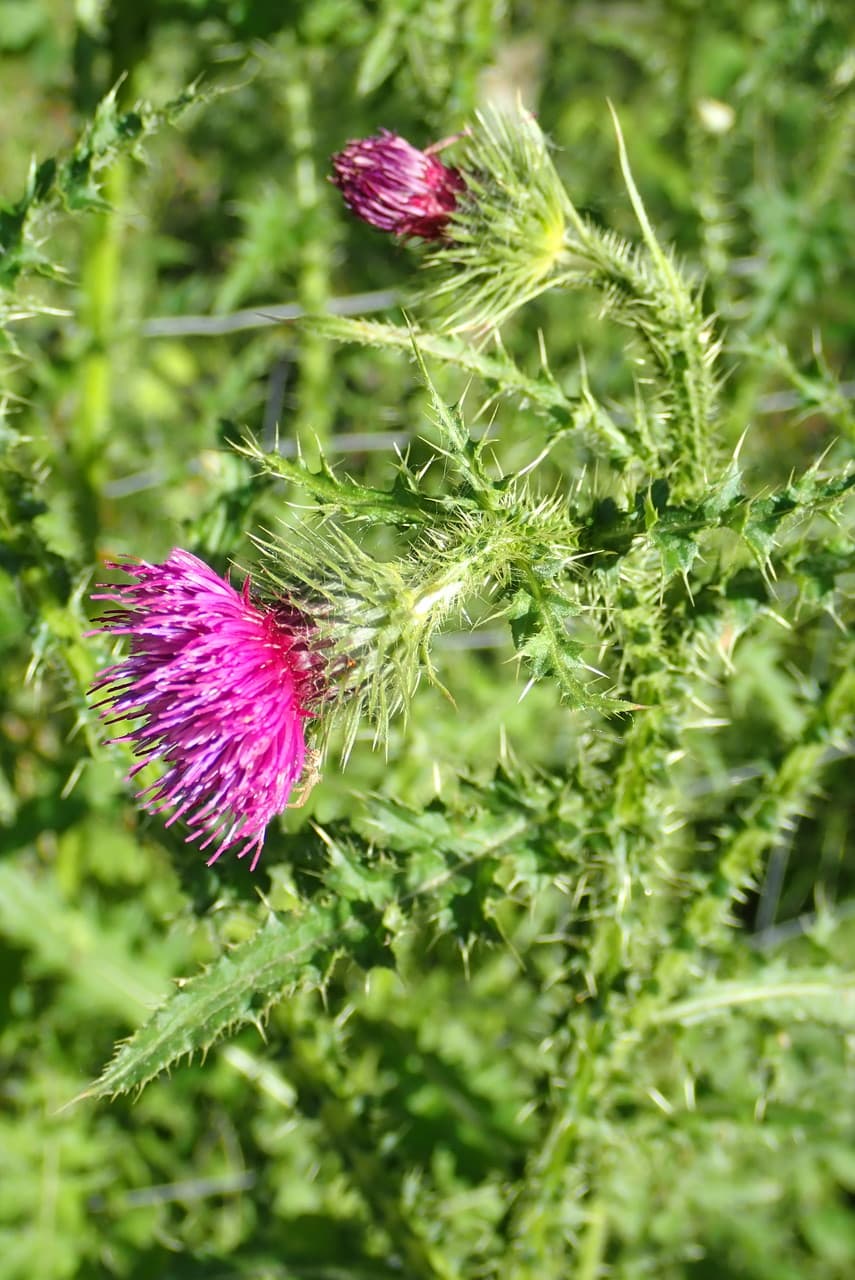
left=0, top=80, right=204, bottom=294
left=1, top=4, right=854, bottom=1279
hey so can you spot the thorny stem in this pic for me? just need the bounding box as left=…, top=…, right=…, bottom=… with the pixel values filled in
left=75, top=158, right=126, bottom=557
left=282, top=49, right=335, bottom=459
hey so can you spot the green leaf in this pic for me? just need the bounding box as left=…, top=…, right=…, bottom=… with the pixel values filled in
left=84, top=904, right=357, bottom=1098
left=508, top=579, right=628, bottom=714
left=657, top=971, right=855, bottom=1029
left=355, top=2, right=408, bottom=95
left=236, top=432, right=448, bottom=527
left=0, top=80, right=208, bottom=288
left=651, top=528, right=699, bottom=579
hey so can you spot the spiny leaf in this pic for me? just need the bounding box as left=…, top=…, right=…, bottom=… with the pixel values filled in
left=579, top=464, right=854, bottom=571
left=738, top=468, right=855, bottom=563
left=679, top=661, right=855, bottom=955
left=236, top=431, right=450, bottom=527
left=84, top=904, right=359, bottom=1098
left=657, top=971, right=855, bottom=1029
left=0, top=80, right=208, bottom=289
left=507, top=578, right=629, bottom=714
left=311, top=314, right=637, bottom=461
left=312, top=314, right=572, bottom=416
left=83, top=775, right=592, bottom=1099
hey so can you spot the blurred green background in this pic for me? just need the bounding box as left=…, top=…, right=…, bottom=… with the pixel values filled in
left=1, top=2, right=853, bottom=1277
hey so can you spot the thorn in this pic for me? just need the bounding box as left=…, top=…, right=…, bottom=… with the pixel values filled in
left=517, top=676, right=537, bottom=703
left=732, top=427, right=749, bottom=461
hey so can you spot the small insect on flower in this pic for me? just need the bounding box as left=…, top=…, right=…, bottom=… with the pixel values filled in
left=89, top=549, right=323, bottom=871
left=330, top=128, right=464, bottom=240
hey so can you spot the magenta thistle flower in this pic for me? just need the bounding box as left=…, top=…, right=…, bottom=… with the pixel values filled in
left=89, top=549, right=321, bottom=871
left=330, top=129, right=464, bottom=240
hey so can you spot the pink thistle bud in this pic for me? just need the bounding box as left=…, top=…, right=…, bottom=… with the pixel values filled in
left=89, top=549, right=323, bottom=871
left=330, top=129, right=464, bottom=240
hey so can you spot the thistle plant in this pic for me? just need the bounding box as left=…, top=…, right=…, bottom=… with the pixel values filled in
left=334, top=108, right=719, bottom=498
left=435, top=108, right=720, bottom=493
left=2, top=49, right=854, bottom=1280
left=241, top=350, right=626, bottom=763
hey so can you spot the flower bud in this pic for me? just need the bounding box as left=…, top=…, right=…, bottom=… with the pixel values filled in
left=331, top=129, right=464, bottom=241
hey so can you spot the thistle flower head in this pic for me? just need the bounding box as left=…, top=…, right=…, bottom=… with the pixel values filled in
left=89, top=549, right=322, bottom=871
left=425, top=108, right=578, bottom=332
left=330, top=129, right=464, bottom=240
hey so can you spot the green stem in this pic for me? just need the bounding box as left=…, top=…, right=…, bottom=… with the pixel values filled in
left=576, top=1199, right=608, bottom=1280
left=74, top=157, right=125, bottom=555
left=78, top=160, right=124, bottom=459
left=561, top=111, right=717, bottom=498
left=283, top=56, right=334, bottom=460
left=72, top=0, right=145, bottom=554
